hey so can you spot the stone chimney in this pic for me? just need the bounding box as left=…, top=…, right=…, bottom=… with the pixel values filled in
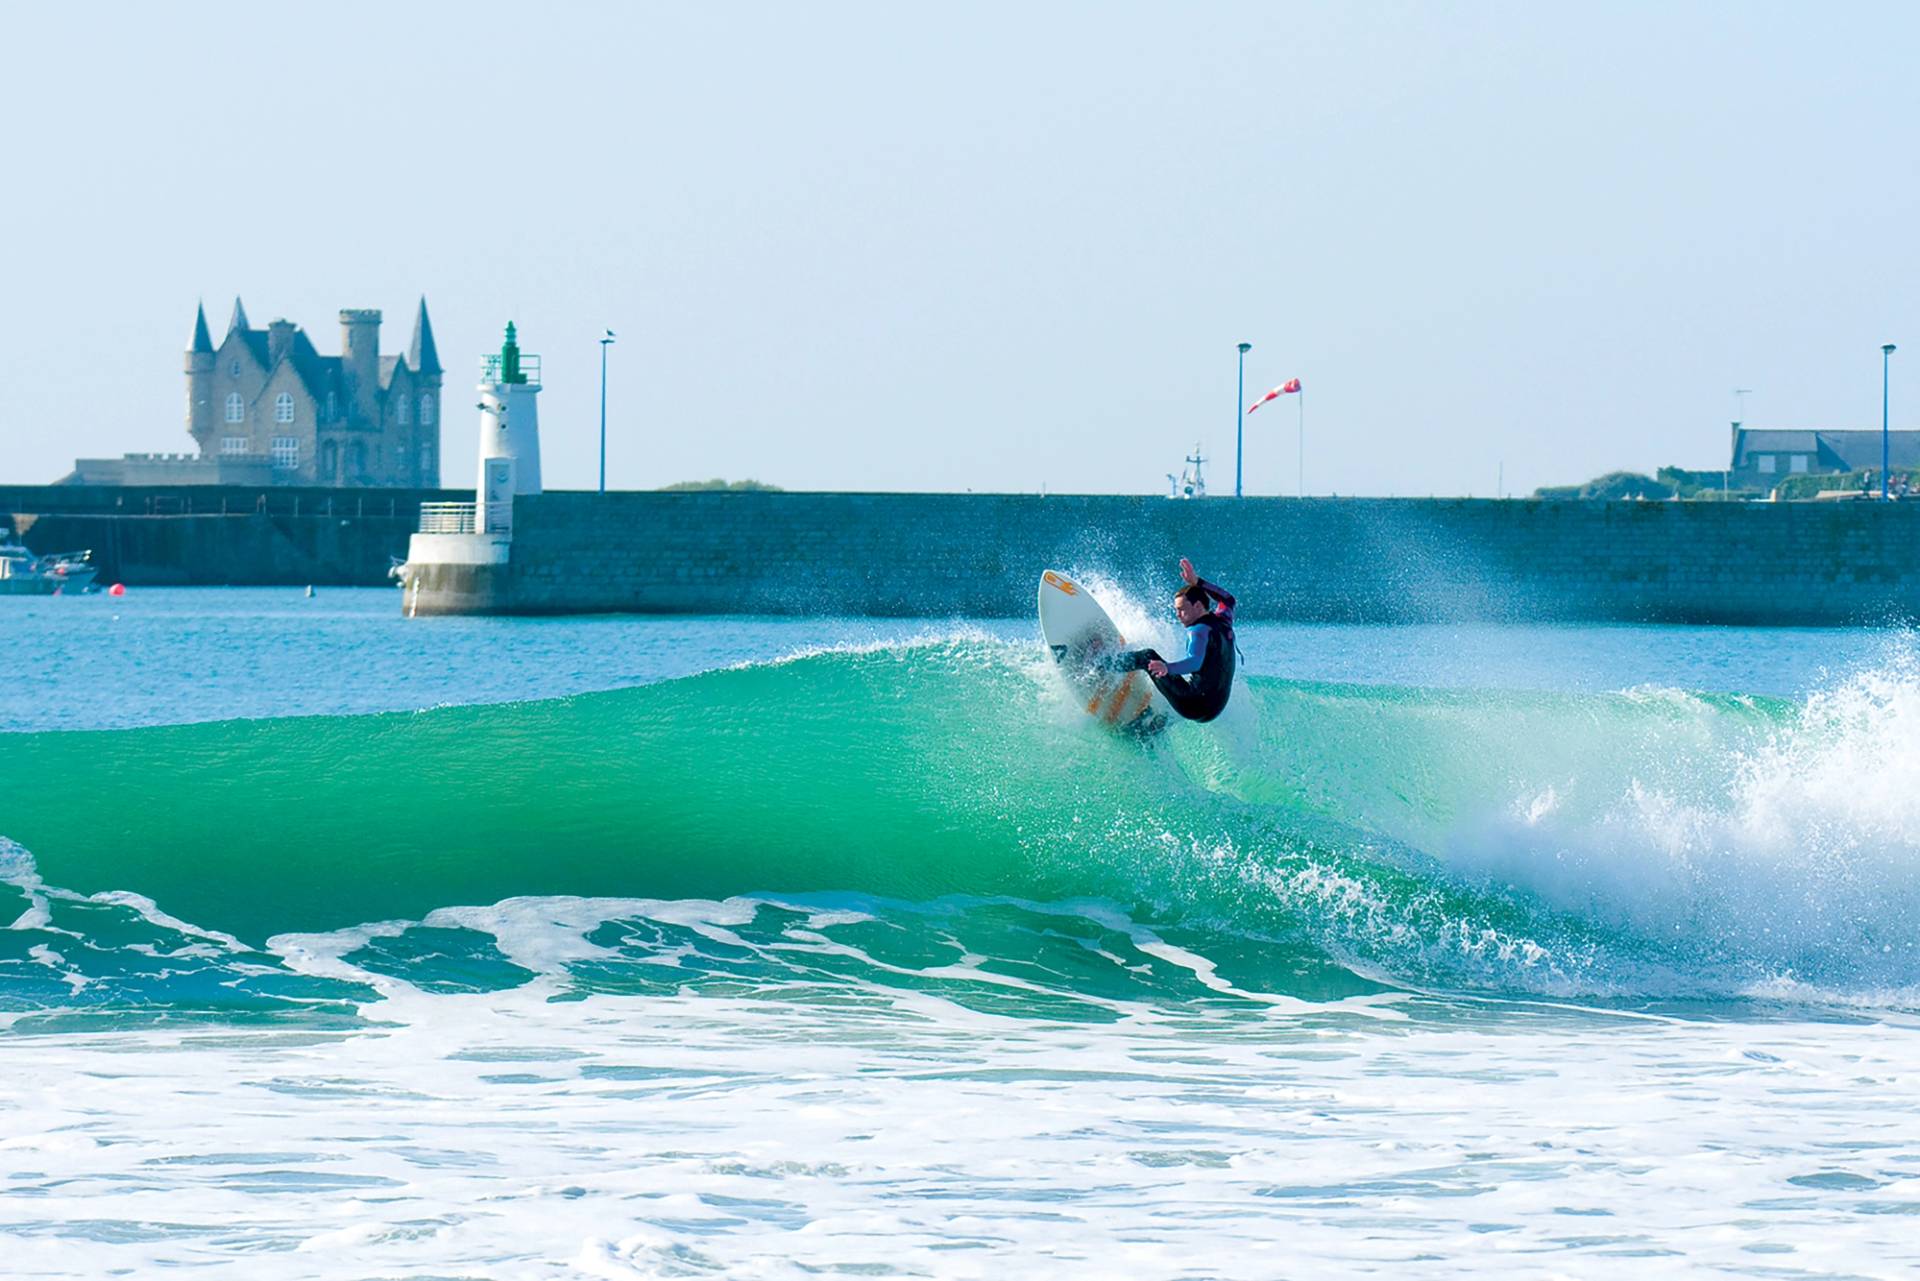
left=267, top=318, right=296, bottom=366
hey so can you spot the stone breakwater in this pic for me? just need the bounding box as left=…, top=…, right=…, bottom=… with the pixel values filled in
left=402, top=492, right=1920, bottom=624
left=3, top=485, right=465, bottom=587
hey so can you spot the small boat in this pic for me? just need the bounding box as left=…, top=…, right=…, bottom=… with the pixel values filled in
left=0, top=539, right=99, bottom=595
left=1166, top=442, right=1208, bottom=499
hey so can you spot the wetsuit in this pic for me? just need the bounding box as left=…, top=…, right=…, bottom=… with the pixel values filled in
left=1127, top=579, right=1237, bottom=723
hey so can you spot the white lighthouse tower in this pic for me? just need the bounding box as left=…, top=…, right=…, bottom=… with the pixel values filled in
left=399, top=321, right=546, bottom=616
left=475, top=321, right=542, bottom=535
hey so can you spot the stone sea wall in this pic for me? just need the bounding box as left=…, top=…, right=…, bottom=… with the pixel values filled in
left=408, top=492, right=1920, bottom=625
left=3, top=485, right=464, bottom=586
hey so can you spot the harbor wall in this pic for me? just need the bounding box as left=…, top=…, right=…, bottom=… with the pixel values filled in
left=3, top=485, right=467, bottom=586
left=405, top=492, right=1920, bottom=625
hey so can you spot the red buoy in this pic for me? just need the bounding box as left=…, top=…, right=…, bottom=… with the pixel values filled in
left=108, top=583, right=126, bottom=596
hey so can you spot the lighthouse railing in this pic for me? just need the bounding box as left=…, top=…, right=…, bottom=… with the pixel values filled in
left=481, top=353, right=541, bottom=386
left=417, top=502, right=477, bottom=534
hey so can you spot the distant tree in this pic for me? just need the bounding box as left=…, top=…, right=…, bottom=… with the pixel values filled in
left=1533, top=471, right=1675, bottom=501
left=658, top=478, right=784, bottom=492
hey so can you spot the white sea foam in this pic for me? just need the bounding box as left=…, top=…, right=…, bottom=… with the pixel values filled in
left=1442, top=649, right=1920, bottom=992
left=2, top=970, right=1918, bottom=1278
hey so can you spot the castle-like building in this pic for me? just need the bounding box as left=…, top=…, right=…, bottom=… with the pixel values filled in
left=185, top=298, right=445, bottom=487
left=65, top=297, right=445, bottom=487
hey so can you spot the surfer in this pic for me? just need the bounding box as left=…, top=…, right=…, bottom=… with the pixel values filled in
left=1122, top=559, right=1237, bottom=723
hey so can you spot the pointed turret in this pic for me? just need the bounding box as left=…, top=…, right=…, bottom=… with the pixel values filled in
left=227, top=296, right=250, bottom=334
left=186, top=300, right=217, bottom=450
left=408, top=296, right=442, bottom=376
left=190, top=302, right=214, bottom=353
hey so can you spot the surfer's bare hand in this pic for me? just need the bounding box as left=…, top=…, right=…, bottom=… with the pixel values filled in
left=1179, top=558, right=1198, bottom=586
left=1147, top=659, right=1169, bottom=677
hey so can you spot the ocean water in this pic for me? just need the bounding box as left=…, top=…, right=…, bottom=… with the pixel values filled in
left=4, top=588, right=1920, bottom=1278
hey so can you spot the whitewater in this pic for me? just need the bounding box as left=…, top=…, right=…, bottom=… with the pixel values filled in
left=3, top=589, right=1919, bottom=1278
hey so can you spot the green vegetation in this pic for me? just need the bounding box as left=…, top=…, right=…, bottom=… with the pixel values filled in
left=1772, top=469, right=1920, bottom=501
left=1534, top=468, right=1762, bottom=502
left=1534, top=471, right=1675, bottom=501
left=658, top=478, right=784, bottom=492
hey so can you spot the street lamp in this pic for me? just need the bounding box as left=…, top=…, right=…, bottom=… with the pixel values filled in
left=599, top=329, right=616, bottom=493
left=1235, top=342, right=1252, bottom=498
left=1883, top=344, right=1897, bottom=500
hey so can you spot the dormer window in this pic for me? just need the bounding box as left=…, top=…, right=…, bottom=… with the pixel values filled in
left=225, top=393, right=244, bottom=423
left=275, top=393, right=294, bottom=424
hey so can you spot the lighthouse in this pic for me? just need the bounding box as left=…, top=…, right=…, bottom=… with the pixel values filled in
left=399, top=321, right=546, bottom=616
left=476, top=322, right=543, bottom=534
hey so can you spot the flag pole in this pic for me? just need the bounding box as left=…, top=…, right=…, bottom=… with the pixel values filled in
left=1297, top=388, right=1305, bottom=497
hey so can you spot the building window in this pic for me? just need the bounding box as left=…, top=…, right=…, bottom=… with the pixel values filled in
left=1790, top=455, right=1809, bottom=473
left=421, top=443, right=434, bottom=476
left=220, top=436, right=249, bottom=455
left=275, top=392, right=294, bottom=423
left=419, top=393, right=435, bottom=425
left=271, top=436, right=299, bottom=469
left=1758, top=455, right=1776, bottom=474
left=396, top=396, right=410, bottom=426
left=326, top=391, right=337, bottom=421
left=230, top=358, right=240, bottom=377
left=225, top=393, right=245, bottom=423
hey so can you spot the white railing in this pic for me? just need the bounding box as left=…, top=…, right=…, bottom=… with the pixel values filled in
left=418, top=501, right=477, bottom=534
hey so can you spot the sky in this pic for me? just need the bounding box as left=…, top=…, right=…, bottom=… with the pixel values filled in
left=2, top=1, right=1916, bottom=497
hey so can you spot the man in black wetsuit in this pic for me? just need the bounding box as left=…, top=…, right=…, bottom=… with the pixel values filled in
left=1124, top=558, right=1237, bottom=723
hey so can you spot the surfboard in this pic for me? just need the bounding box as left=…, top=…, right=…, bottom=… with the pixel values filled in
left=1038, top=569, right=1161, bottom=731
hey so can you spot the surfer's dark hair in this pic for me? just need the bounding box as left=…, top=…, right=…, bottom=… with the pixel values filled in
left=1176, top=584, right=1211, bottom=610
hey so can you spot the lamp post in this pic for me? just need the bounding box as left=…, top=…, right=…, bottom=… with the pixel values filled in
left=599, top=329, right=616, bottom=493
left=1235, top=342, right=1252, bottom=498
left=1883, top=343, right=1897, bottom=500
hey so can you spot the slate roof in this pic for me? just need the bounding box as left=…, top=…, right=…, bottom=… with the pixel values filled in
left=1734, top=428, right=1920, bottom=471
left=408, top=298, right=441, bottom=376
left=200, top=296, right=439, bottom=411
left=286, top=330, right=343, bottom=400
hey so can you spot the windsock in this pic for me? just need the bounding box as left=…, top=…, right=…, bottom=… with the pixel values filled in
left=1246, top=378, right=1302, bottom=414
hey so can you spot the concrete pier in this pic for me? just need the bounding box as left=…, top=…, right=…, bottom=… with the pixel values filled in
left=398, top=491, right=1920, bottom=625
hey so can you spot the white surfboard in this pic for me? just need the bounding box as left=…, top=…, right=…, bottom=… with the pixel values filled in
left=1038, top=569, right=1161, bottom=730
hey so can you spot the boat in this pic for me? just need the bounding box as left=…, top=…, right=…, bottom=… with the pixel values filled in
left=0, top=538, right=99, bottom=595
left=1166, top=443, right=1208, bottom=499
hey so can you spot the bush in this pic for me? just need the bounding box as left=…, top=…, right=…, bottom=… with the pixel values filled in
left=1772, top=470, right=1918, bottom=501
left=658, top=478, right=784, bottom=492
left=1534, top=471, right=1675, bottom=501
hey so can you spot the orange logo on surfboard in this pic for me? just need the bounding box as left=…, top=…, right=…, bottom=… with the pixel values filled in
left=1043, top=572, right=1078, bottom=596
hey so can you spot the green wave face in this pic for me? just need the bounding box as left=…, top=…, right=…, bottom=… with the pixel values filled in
left=6, top=638, right=1906, bottom=1003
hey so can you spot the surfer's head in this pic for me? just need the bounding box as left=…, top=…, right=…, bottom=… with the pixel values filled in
left=1174, top=585, right=1211, bottom=625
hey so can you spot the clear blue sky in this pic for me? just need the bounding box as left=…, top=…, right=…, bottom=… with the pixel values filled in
left=3, top=1, right=1915, bottom=495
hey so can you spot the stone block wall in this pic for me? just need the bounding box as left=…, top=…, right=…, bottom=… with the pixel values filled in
left=3, top=484, right=467, bottom=586
left=422, top=493, right=1920, bottom=624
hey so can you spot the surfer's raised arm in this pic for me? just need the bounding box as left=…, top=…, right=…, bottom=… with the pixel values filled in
left=1177, top=558, right=1235, bottom=623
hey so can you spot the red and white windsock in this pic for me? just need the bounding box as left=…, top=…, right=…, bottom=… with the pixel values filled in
left=1246, top=378, right=1302, bottom=414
